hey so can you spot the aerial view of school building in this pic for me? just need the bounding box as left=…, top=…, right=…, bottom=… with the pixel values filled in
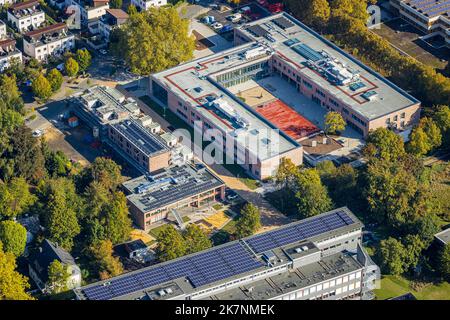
left=149, top=12, right=421, bottom=178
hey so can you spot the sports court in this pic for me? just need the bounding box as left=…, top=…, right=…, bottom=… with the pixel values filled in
left=255, top=99, right=320, bottom=141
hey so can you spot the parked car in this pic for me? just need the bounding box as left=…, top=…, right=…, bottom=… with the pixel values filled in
left=211, top=22, right=223, bottom=30
left=227, top=13, right=242, bottom=23
left=32, top=129, right=43, bottom=138
left=99, top=49, right=107, bottom=55
left=56, top=63, right=64, bottom=71
left=220, top=24, right=233, bottom=33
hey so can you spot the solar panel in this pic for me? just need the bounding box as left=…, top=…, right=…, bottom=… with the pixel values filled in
left=81, top=210, right=357, bottom=300
left=246, top=25, right=269, bottom=38
left=245, top=211, right=356, bottom=253
left=292, top=43, right=324, bottom=62
left=272, top=17, right=294, bottom=30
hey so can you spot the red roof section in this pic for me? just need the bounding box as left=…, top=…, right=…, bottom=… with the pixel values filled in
left=24, top=22, right=66, bottom=38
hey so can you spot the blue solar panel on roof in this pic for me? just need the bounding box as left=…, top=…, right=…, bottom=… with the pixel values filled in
left=245, top=210, right=355, bottom=253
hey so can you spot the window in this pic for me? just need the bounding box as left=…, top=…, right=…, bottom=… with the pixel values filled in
left=401, top=112, right=406, bottom=119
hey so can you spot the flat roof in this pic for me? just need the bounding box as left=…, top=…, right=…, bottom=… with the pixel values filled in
left=122, top=162, right=225, bottom=213
left=212, top=252, right=362, bottom=300
left=74, top=207, right=363, bottom=300
left=151, top=43, right=301, bottom=161
left=435, top=228, right=450, bottom=245
left=237, top=13, right=420, bottom=120
left=404, top=0, right=450, bottom=19
left=110, top=119, right=168, bottom=157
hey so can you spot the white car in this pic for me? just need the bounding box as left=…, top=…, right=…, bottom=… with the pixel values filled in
left=32, top=129, right=43, bottom=138
left=227, top=13, right=242, bottom=23
left=99, top=49, right=107, bottom=55
left=211, top=22, right=223, bottom=30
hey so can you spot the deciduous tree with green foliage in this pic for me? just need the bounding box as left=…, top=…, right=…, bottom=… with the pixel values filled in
left=0, top=74, right=24, bottom=113
left=324, top=111, right=346, bottom=135
left=0, top=242, right=33, bottom=300
left=109, top=0, right=122, bottom=9
left=0, top=125, right=46, bottom=183
left=235, top=203, right=261, bottom=239
left=183, top=224, right=212, bottom=254
left=47, top=68, right=63, bottom=92
left=65, top=57, right=79, bottom=77
left=75, top=49, right=92, bottom=74
left=41, top=179, right=81, bottom=251
left=118, top=7, right=195, bottom=75
left=433, top=105, right=450, bottom=149
left=364, top=128, right=406, bottom=162
left=0, top=177, right=35, bottom=219
left=47, top=260, right=70, bottom=294
left=32, top=74, right=52, bottom=101
left=408, top=117, right=442, bottom=156
left=0, top=221, right=27, bottom=257
left=295, top=169, right=333, bottom=219
left=377, top=237, right=406, bottom=275
left=156, top=225, right=186, bottom=262
left=438, top=244, right=450, bottom=281
left=78, top=157, right=122, bottom=191
left=89, top=240, right=123, bottom=280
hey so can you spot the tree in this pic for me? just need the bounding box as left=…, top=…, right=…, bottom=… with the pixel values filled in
left=364, top=128, right=406, bottom=162
left=110, top=0, right=122, bottom=9
left=235, top=203, right=261, bottom=239
left=308, top=0, right=331, bottom=29
left=47, top=260, right=70, bottom=294
left=0, top=74, right=23, bottom=113
left=295, top=169, right=333, bottom=219
left=156, top=225, right=186, bottom=262
left=321, top=164, right=358, bottom=207
left=183, top=224, right=212, bottom=254
left=0, top=221, right=27, bottom=257
left=433, top=105, right=450, bottom=149
left=377, top=237, right=406, bottom=275
left=78, top=157, right=122, bottom=191
left=89, top=240, right=123, bottom=280
left=0, top=177, right=36, bottom=219
left=438, top=244, right=450, bottom=281
left=0, top=125, right=46, bottom=183
left=118, top=7, right=195, bottom=75
left=364, top=159, right=423, bottom=227
left=42, top=179, right=81, bottom=251
left=408, top=117, right=442, bottom=156
left=274, top=158, right=300, bottom=213
left=75, top=49, right=92, bottom=74
left=99, top=191, right=132, bottom=245
left=412, top=213, right=440, bottom=247
left=324, top=111, right=346, bottom=135
left=127, top=4, right=137, bottom=15
left=0, top=242, right=33, bottom=300
left=65, top=57, right=79, bottom=77
left=402, top=234, right=426, bottom=272
left=32, top=74, right=52, bottom=101
left=47, top=68, right=63, bottom=92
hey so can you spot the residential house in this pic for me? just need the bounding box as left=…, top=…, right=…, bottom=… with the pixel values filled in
left=28, top=239, right=82, bottom=292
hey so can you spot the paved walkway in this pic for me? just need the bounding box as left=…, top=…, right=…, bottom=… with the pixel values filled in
left=117, top=85, right=293, bottom=231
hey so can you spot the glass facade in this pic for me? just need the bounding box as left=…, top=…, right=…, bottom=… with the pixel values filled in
left=216, top=61, right=269, bottom=88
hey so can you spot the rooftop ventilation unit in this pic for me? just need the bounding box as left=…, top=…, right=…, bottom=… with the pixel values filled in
left=243, top=46, right=268, bottom=60
left=212, top=98, right=236, bottom=119
left=361, top=90, right=378, bottom=101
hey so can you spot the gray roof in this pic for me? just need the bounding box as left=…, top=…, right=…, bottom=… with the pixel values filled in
left=74, top=207, right=363, bottom=300
left=122, top=162, right=225, bottom=213
left=29, top=239, right=76, bottom=283
left=435, top=228, right=450, bottom=245
left=110, top=119, right=169, bottom=157
left=238, top=13, right=420, bottom=120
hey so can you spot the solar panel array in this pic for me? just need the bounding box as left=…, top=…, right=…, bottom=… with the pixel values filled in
left=292, top=43, right=324, bottom=62
left=272, top=17, right=295, bottom=30
left=245, top=210, right=355, bottom=254
left=82, top=243, right=263, bottom=300
left=407, top=0, right=450, bottom=17
left=246, top=25, right=269, bottom=38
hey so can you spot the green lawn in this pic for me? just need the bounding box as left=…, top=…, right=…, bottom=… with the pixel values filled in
left=374, top=275, right=450, bottom=300
left=148, top=223, right=172, bottom=239
left=139, top=95, right=260, bottom=190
